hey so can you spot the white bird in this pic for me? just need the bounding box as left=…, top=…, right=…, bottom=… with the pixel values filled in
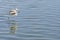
left=9, top=8, right=18, bottom=16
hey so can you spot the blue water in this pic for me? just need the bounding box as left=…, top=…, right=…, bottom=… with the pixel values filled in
left=0, top=0, right=60, bottom=40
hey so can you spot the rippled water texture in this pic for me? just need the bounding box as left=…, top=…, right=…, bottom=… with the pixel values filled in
left=0, top=0, right=60, bottom=40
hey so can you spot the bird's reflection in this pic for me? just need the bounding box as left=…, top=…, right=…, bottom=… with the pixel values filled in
left=7, top=17, right=17, bottom=34
left=10, top=21, right=17, bottom=34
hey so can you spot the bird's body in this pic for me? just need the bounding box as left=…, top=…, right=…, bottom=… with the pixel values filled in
left=9, top=8, right=18, bottom=16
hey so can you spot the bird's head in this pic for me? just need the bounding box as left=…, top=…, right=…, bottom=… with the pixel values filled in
left=16, top=8, right=20, bottom=13
left=16, top=8, right=18, bottom=11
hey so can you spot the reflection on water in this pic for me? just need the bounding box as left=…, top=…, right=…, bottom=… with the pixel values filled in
left=7, top=17, right=17, bottom=34
left=10, top=21, right=17, bottom=34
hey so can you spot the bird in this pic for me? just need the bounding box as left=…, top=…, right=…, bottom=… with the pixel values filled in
left=9, top=8, right=18, bottom=16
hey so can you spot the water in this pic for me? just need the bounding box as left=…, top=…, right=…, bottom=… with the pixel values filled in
left=0, top=0, right=60, bottom=40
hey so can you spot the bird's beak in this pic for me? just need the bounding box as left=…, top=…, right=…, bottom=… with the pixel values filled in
left=18, top=11, right=20, bottom=13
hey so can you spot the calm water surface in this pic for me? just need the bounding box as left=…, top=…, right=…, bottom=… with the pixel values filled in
left=0, top=0, right=60, bottom=40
